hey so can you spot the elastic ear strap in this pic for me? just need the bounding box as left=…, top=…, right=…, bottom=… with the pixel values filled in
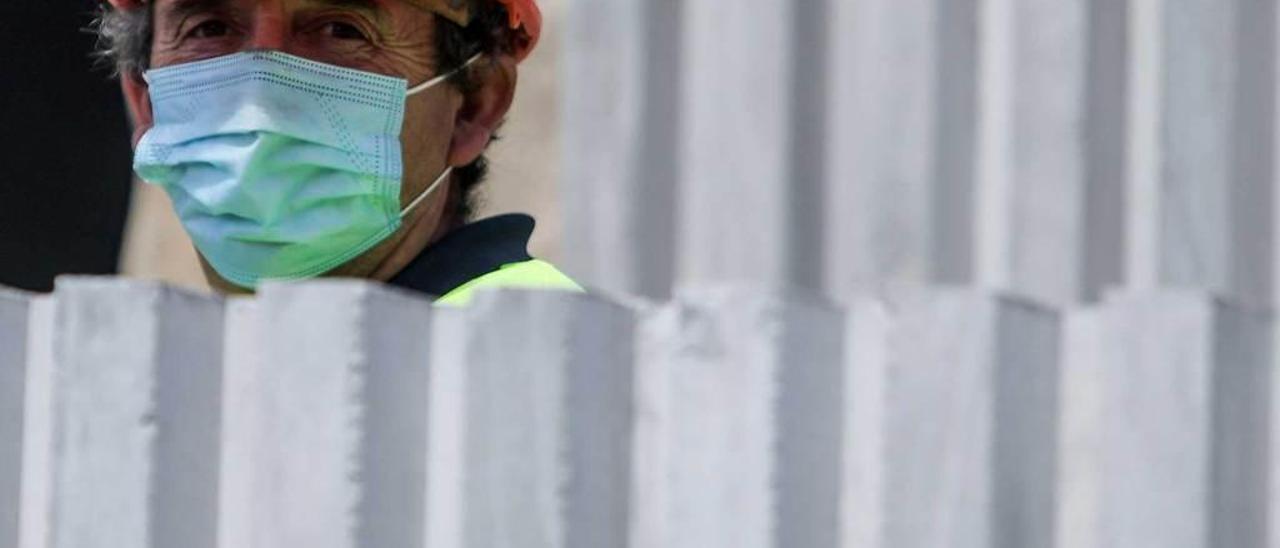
left=401, top=166, right=454, bottom=218
left=406, top=53, right=484, bottom=96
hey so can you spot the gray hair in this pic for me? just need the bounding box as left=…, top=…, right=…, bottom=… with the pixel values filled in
left=92, top=5, right=153, bottom=76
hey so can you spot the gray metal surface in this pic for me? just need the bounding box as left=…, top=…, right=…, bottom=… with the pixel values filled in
left=561, top=0, right=1280, bottom=309
left=0, top=279, right=1275, bottom=548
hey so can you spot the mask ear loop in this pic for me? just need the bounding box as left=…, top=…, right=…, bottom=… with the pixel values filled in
left=400, top=53, right=482, bottom=217
left=406, top=53, right=485, bottom=96
left=401, top=166, right=454, bottom=218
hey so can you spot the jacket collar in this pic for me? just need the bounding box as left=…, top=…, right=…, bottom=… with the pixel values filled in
left=388, top=214, right=535, bottom=298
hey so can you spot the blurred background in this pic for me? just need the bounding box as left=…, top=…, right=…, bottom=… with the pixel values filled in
left=0, top=3, right=135, bottom=292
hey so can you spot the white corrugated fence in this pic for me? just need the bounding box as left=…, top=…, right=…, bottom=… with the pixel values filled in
left=562, top=0, right=1280, bottom=308
left=0, top=278, right=1275, bottom=548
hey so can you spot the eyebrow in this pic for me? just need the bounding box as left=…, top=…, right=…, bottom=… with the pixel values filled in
left=163, top=0, right=231, bottom=17
left=157, top=0, right=394, bottom=33
left=301, top=0, right=392, bottom=26
left=156, top=0, right=234, bottom=37
left=306, top=0, right=391, bottom=16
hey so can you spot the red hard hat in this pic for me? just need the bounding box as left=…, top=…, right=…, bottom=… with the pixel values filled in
left=104, top=0, right=541, bottom=61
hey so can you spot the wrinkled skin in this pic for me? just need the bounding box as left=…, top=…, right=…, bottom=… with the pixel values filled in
left=121, top=0, right=518, bottom=293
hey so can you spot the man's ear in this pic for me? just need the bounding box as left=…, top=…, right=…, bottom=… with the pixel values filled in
left=121, top=70, right=154, bottom=148
left=447, top=53, right=518, bottom=167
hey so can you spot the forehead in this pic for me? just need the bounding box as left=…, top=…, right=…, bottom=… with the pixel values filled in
left=153, top=0, right=397, bottom=13
left=152, top=0, right=471, bottom=25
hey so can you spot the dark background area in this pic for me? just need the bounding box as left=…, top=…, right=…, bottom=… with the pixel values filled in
left=0, top=2, right=135, bottom=292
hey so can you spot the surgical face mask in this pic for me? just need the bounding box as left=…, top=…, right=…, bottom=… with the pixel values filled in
left=133, top=50, right=479, bottom=289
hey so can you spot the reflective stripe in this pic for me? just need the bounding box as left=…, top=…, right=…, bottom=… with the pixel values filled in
left=436, top=259, right=584, bottom=306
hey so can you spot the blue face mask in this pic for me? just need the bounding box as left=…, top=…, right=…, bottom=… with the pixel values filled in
left=133, top=50, right=477, bottom=289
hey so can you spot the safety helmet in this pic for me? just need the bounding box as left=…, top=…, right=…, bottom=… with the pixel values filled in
left=104, top=0, right=542, bottom=61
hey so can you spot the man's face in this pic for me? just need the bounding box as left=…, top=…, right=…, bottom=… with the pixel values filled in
left=126, top=0, right=510, bottom=293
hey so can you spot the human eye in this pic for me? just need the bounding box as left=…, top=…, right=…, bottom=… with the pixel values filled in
left=293, top=13, right=381, bottom=64
left=320, top=20, right=371, bottom=41
left=185, top=18, right=235, bottom=40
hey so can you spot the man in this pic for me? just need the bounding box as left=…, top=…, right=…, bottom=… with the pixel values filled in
left=96, top=0, right=581, bottom=304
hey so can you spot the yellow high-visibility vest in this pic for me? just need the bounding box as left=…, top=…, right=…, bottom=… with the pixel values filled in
left=437, top=259, right=584, bottom=306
